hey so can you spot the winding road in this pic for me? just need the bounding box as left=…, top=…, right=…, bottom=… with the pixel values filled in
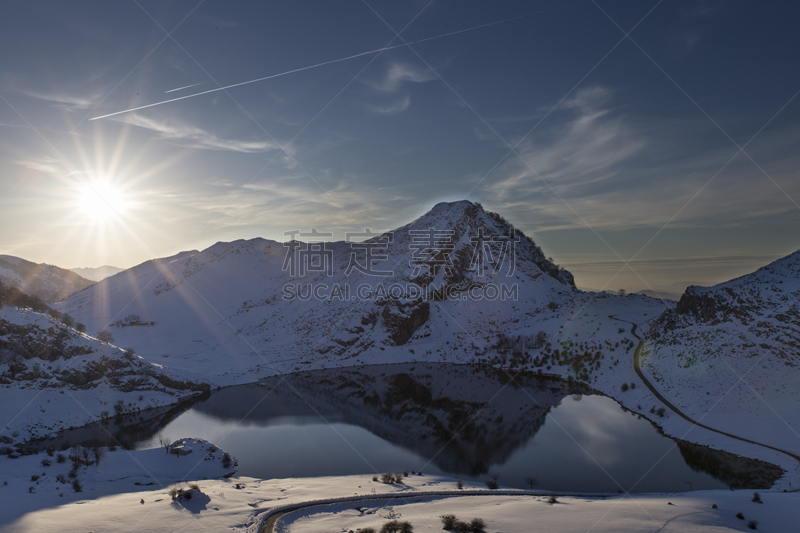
left=258, top=490, right=541, bottom=532
left=612, top=316, right=800, bottom=464
left=257, top=489, right=622, bottom=533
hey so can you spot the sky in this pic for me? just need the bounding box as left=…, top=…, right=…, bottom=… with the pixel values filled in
left=1, top=0, right=799, bottom=293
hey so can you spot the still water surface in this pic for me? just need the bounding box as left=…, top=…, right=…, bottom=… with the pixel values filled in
left=122, top=364, right=766, bottom=492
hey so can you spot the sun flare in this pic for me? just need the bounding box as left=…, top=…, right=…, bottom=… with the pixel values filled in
left=77, top=181, right=128, bottom=221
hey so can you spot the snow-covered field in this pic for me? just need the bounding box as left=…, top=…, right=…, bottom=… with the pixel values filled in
left=0, top=438, right=234, bottom=531
left=2, top=450, right=794, bottom=533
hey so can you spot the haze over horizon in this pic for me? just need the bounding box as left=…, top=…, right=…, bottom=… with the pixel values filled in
left=2, top=0, right=799, bottom=292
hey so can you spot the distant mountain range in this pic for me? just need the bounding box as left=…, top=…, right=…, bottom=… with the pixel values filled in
left=2, top=201, right=798, bottom=474
left=0, top=255, right=93, bottom=302
left=70, top=265, right=124, bottom=282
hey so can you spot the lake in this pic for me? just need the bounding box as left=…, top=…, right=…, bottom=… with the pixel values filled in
left=115, top=363, right=779, bottom=492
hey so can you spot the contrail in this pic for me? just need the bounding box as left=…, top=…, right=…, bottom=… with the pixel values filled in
left=165, top=82, right=206, bottom=93
left=91, top=2, right=584, bottom=121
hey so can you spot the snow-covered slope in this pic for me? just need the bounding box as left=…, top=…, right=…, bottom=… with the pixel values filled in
left=644, top=251, right=800, bottom=454
left=0, top=255, right=94, bottom=303
left=0, top=438, right=236, bottom=529
left=0, top=306, right=209, bottom=443
left=69, top=265, right=124, bottom=282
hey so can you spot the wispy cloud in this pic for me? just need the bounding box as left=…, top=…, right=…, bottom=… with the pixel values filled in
left=368, top=62, right=437, bottom=92
left=363, top=94, right=411, bottom=116
left=118, top=114, right=282, bottom=154
left=480, top=86, right=800, bottom=233
left=193, top=173, right=403, bottom=237
left=16, top=156, right=71, bottom=176
left=488, top=86, right=645, bottom=204
left=18, top=89, right=98, bottom=111
left=358, top=61, right=435, bottom=116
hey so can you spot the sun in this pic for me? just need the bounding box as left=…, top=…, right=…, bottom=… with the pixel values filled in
left=77, top=181, right=128, bottom=221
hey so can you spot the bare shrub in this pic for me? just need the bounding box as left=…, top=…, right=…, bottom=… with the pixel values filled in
left=469, top=517, right=486, bottom=532
left=441, top=514, right=458, bottom=529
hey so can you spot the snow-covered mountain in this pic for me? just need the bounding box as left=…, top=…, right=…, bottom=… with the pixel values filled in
left=0, top=255, right=94, bottom=303
left=644, top=251, right=800, bottom=453
left=70, top=265, right=124, bottom=282
left=57, top=201, right=664, bottom=386
left=6, top=200, right=800, bottom=483
left=59, top=201, right=624, bottom=381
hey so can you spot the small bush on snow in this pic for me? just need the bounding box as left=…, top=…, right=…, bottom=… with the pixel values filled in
left=470, top=517, right=486, bottom=532
left=380, top=520, right=412, bottom=533
left=441, top=514, right=458, bottom=528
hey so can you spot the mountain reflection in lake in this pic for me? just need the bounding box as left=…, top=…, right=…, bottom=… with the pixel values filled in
left=123, top=364, right=779, bottom=492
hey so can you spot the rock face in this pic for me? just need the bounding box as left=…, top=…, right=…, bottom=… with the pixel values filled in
left=675, top=287, right=720, bottom=321
left=381, top=298, right=430, bottom=346
left=0, top=255, right=94, bottom=303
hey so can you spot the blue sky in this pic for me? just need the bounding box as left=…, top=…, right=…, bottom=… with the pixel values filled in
left=1, top=0, right=799, bottom=292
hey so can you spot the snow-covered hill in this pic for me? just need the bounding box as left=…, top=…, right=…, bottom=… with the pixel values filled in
left=644, top=251, right=800, bottom=454
left=0, top=306, right=209, bottom=443
left=0, top=255, right=94, bottom=303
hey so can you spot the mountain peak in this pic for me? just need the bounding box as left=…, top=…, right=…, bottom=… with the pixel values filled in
left=429, top=199, right=476, bottom=213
